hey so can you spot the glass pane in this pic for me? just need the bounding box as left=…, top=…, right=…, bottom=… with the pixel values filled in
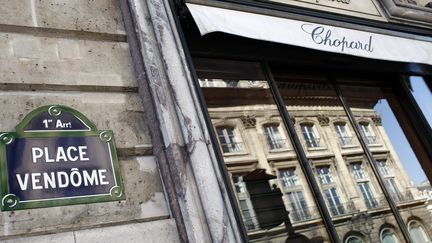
left=339, top=81, right=432, bottom=241
left=407, top=76, right=432, bottom=126
left=272, top=71, right=402, bottom=242
left=195, top=59, right=328, bottom=242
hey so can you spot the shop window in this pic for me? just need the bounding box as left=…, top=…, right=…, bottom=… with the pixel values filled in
left=216, top=127, right=242, bottom=153
left=300, top=123, right=320, bottom=148
left=192, top=57, right=432, bottom=242
left=380, top=228, right=401, bottom=243
left=335, top=122, right=353, bottom=146
left=408, top=220, right=431, bottom=243
left=263, top=124, right=288, bottom=150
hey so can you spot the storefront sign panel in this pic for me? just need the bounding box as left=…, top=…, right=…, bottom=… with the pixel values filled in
left=264, top=0, right=386, bottom=21
left=187, top=3, right=432, bottom=66
left=0, top=105, right=124, bottom=211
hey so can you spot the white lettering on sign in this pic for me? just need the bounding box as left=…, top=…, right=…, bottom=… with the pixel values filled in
left=31, top=146, right=89, bottom=163
left=56, top=119, right=72, bottom=128
left=42, top=119, right=72, bottom=129
left=15, top=168, right=110, bottom=190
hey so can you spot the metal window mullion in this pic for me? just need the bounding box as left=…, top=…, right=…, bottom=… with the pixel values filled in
left=330, top=78, right=413, bottom=243
left=262, top=62, right=341, bottom=243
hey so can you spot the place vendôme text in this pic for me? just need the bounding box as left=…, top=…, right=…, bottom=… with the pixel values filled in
left=301, top=24, right=374, bottom=53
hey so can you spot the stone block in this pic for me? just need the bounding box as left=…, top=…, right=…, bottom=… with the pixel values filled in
left=57, top=39, right=81, bottom=59
left=0, top=1, right=34, bottom=27
left=1, top=232, right=75, bottom=243
left=35, top=0, right=125, bottom=35
left=13, top=38, right=41, bottom=59
left=0, top=92, right=150, bottom=150
left=0, top=33, right=136, bottom=88
left=0, top=156, right=168, bottom=237
left=74, top=219, right=180, bottom=243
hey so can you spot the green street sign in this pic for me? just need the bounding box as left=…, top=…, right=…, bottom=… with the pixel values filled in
left=0, top=105, right=125, bottom=211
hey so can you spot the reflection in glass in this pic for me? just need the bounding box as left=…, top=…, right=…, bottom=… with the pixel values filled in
left=340, top=82, right=432, bottom=242
left=216, top=127, right=242, bottom=153
left=409, top=220, right=431, bottom=243
left=275, top=77, right=404, bottom=241
left=380, top=228, right=400, bottom=243
left=197, top=65, right=328, bottom=242
left=407, top=76, right=432, bottom=127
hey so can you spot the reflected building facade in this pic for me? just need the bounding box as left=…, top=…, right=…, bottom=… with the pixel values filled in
left=201, top=79, right=432, bottom=242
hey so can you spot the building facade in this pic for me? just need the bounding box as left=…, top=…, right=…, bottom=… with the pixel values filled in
left=0, top=0, right=431, bottom=243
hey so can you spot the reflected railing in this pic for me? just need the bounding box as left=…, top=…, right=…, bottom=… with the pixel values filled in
left=289, top=206, right=321, bottom=223
left=363, top=135, right=377, bottom=145
left=267, top=138, right=289, bottom=151
left=305, top=138, right=321, bottom=148
left=330, top=201, right=356, bottom=217
left=392, top=191, right=414, bottom=203
left=338, top=136, right=353, bottom=146
left=220, top=142, right=243, bottom=154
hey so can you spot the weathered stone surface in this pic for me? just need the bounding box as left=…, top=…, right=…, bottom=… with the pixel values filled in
left=1, top=232, right=75, bottom=243
left=0, top=92, right=150, bottom=150
left=0, top=219, right=179, bottom=243
left=0, top=156, right=168, bottom=238
left=0, top=1, right=34, bottom=27
left=0, top=33, right=136, bottom=88
left=74, top=219, right=179, bottom=243
left=0, top=0, right=125, bottom=35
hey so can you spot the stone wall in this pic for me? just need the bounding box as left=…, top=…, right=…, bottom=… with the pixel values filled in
left=0, top=0, right=178, bottom=242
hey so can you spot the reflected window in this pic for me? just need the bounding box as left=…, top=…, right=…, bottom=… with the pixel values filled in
left=409, top=220, right=431, bottom=243
left=301, top=123, right=320, bottom=148
left=264, top=124, right=288, bottom=150
left=216, top=127, right=242, bottom=153
left=317, top=166, right=345, bottom=216
left=359, top=122, right=376, bottom=144
left=345, top=235, right=365, bottom=243
left=351, top=163, right=378, bottom=209
left=380, top=228, right=400, bottom=243
left=233, top=176, right=259, bottom=230
left=317, top=167, right=334, bottom=184
left=280, top=169, right=311, bottom=222
left=377, top=160, right=391, bottom=176
left=233, top=176, right=247, bottom=193
left=280, top=169, right=300, bottom=188
left=377, top=160, right=403, bottom=202
left=335, top=123, right=353, bottom=146
left=286, top=191, right=310, bottom=222
left=352, top=163, right=367, bottom=180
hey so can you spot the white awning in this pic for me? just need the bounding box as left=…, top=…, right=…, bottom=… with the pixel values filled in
left=187, top=3, right=432, bottom=66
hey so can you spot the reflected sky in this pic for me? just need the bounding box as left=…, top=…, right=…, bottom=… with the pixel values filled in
left=374, top=99, right=427, bottom=185
left=410, top=76, right=432, bottom=126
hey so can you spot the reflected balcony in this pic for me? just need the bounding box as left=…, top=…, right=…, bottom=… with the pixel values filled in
left=289, top=206, right=320, bottom=223
left=363, top=198, right=380, bottom=209
left=364, top=135, right=377, bottom=145
left=392, top=191, right=414, bottom=203
left=267, top=139, right=289, bottom=151
left=338, top=136, right=353, bottom=146
left=220, top=142, right=243, bottom=154
left=329, top=202, right=356, bottom=217
left=305, top=138, right=321, bottom=148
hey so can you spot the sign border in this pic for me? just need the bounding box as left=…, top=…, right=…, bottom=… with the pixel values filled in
left=0, top=105, right=125, bottom=211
